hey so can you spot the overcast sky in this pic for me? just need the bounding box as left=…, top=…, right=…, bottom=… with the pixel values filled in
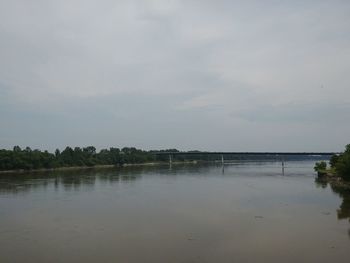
left=1, top=0, right=349, bottom=152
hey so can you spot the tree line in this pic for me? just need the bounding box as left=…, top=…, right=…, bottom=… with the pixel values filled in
left=0, top=146, right=175, bottom=171
left=329, top=144, right=350, bottom=181
left=315, top=144, right=350, bottom=181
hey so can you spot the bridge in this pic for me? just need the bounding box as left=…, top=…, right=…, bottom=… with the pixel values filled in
left=152, top=151, right=336, bottom=166
left=152, top=151, right=335, bottom=156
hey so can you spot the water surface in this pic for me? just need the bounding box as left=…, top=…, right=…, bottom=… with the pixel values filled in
left=0, top=161, right=349, bottom=262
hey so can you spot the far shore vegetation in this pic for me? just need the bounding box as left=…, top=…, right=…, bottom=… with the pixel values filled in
left=314, top=144, right=350, bottom=182
left=0, top=145, right=335, bottom=173
left=0, top=146, right=178, bottom=172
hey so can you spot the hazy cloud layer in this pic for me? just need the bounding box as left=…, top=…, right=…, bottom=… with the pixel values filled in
left=1, top=0, right=350, bottom=151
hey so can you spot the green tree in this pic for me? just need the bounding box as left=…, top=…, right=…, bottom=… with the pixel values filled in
left=13, top=146, right=21, bottom=152
left=314, top=161, right=327, bottom=172
left=335, top=147, right=350, bottom=181
left=330, top=154, right=339, bottom=168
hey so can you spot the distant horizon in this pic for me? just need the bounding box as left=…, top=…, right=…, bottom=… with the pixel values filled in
left=0, top=145, right=342, bottom=154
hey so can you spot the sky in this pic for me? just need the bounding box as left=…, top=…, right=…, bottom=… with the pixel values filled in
left=0, top=0, right=350, bottom=152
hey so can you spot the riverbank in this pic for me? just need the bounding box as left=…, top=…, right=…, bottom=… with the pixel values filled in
left=317, top=169, right=350, bottom=189
left=0, top=161, right=198, bottom=175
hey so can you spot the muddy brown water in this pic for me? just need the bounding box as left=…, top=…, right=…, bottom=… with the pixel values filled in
left=0, top=161, right=349, bottom=262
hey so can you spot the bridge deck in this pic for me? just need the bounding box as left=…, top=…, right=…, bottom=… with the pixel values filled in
left=152, top=152, right=335, bottom=156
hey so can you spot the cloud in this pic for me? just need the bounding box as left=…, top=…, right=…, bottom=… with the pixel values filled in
left=0, top=0, right=350, bottom=151
left=233, top=103, right=350, bottom=124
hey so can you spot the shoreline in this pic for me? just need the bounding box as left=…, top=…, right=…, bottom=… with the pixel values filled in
left=0, top=161, right=198, bottom=175
left=317, top=170, right=350, bottom=189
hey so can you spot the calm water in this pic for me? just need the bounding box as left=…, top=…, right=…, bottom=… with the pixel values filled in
left=0, top=161, right=349, bottom=263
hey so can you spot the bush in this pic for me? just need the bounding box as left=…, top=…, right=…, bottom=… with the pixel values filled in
left=314, top=161, right=327, bottom=172
left=330, top=154, right=339, bottom=168
left=336, top=152, right=350, bottom=181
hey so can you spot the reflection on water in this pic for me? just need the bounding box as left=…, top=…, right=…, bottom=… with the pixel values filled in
left=1, top=161, right=350, bottom=263
left=0, top=166, right=150, bottom=194
left=315, top=177, right=350, bottom=237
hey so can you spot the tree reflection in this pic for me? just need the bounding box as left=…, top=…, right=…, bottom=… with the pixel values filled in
left=314, top=177, right=328, bottom=189
left=329, top=183, right=350, bottom=222
left=315, top=177, right=350, bottom=238
left=0, top=164, right=206, bottom=194
left=0, top=167, right=143, bottom=194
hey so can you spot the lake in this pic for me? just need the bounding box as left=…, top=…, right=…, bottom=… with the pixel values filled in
left=0, top=161, right=349, bottom=262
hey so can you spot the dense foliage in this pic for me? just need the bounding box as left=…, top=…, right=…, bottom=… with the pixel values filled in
left=0, top=146, right=335, bottom=172
left=330, top=144, right=350, bottom=181
left=314, top=161, right=327, bottom=172
left=0, top=146, right=157, bottom=171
